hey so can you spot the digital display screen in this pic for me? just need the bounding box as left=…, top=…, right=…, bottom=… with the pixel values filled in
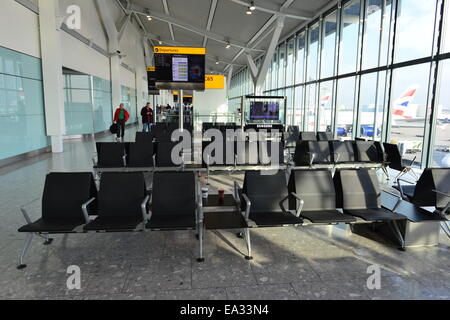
left=250, top=102, right=280, bottom=120
left=154, top=47, right=205, bottom=90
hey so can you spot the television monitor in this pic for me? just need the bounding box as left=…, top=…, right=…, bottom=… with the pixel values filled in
left=154, top=47, right=206, bottom=90
left=250, top=101, right=280, bottom=120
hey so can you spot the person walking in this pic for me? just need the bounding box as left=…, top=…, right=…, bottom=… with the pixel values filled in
left=140, top=103, right=154, bottom=132
left=113, top=103, right=130, bottom=141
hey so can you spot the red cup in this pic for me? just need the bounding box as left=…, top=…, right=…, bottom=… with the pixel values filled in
left=218, top=190, right=225, bottom=202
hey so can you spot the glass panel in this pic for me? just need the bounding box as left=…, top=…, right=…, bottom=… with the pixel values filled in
left=362, top=0, right=393, bottom=69
left=432, top=60, right=450, bottom=167
left=307, top=23, right=320, bottom=81
left=318, top=80, right=334, bottom=132
left=286, top=87, right=294, bottom=125
left=296, top=32, right=306, bottom=84
left=336, top=76, right=356, bottom=139
left=389, top=63, right=431, bottom=167
left=286, top=38, right=295, bottom=86
left=305, top=84, right=317, bottom=131
left=0, top=46, right=42, bottom=80
left=271, top=49, right=278, bottom=88
left=443, top=0, right=450, bottom=53
left=339, top=0, right=361, bottom=74
left=321, top=11, right=337, bottom=78
left=64, top=74, right=96, bottom=135
left=93, top=76, right=112, bottom=133
left=394, top=0, right=437, bottom=63
left=278, top=44, right=286, bottom=88
left=357, top=71, right=386, bottom=140
left=0, top=73, right=48, bottom=160
left=294, top=86, right=304, bottom=129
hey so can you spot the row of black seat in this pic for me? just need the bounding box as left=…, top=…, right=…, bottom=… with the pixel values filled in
left=95, top=142, right=184, bottom=168
left=17, top=171, right=201, bottom=268
left=293, top=140, right=384, bottom=166
left=17, top=168, right=450, bottom=268
left=137, top=124, right=193, bottom=143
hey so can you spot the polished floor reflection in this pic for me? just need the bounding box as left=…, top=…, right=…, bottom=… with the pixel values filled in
left=0, top=126, right=449, bottom=300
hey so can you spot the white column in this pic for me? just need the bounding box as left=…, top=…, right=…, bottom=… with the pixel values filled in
left=38, top=0, right=65, bottom=153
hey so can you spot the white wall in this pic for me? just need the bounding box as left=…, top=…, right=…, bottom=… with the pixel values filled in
left=193, top=81, right=229, bottom=122
left=0, top=1, right=40, bottom=57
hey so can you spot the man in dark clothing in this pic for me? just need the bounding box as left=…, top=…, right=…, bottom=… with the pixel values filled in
left=141, top=103, right=154, bottom=132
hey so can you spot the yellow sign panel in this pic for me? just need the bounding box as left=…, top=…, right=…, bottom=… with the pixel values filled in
left=154, top=46, right=206, bottom=55
left=147, top=66, right=155, bottom=72
left=173, top=91, right=179, bottom=95
left=205, top=75, right=225, bottom=89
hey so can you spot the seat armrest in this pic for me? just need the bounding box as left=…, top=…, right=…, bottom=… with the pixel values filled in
left=92, top=154, right=98, bottom=166
left=234, top=181, right=242, bottom=207
left=141, top=195, right=151, bottom=223
left=396, top=177, right=415, bottom=198
left=333, top=152, right=340, bottom=163
left=196, top=187, right=204, bottom=224
left=290, top=193, right=304, bottom=217
left=432, top=189, right=450, bottom=217
left=307, top=152, right=315, bottom=167
left=20, top=197, right=40, bottom=224
left=383, top=190, right=402, bottom=213
left=81, top=197, right=96, bottom=224
left=122, top=154, right=127, bottom=167
left=241, top=193, right=251, bottom=220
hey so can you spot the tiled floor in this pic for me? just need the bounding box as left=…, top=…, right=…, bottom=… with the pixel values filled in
left=0, top=126, right=449, bottom=300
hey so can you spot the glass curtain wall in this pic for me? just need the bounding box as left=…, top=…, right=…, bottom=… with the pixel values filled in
left=0, top=46, right=49, bottom=160
left=228, top=0, right=450, bottom=168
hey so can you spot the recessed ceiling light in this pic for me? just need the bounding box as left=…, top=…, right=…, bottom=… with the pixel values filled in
left=226, top=42, right=231, bottom=49
left=250, top=1, right=256, bottom=11
left=215, top=60, right=220, bottom=65
left=147, top=15, right=152, bottom=21
left=246, top=7, right=252, bottom=15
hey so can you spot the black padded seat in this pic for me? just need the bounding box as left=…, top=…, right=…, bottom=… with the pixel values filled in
left=344, top=208, right=406, bottom=221
left=146, top=172, right=197, bottom=231
left=258, top=140, right=284, bottom=165
left=334, top=169, right=406, bottom=222
left=299, top=132, right=317, bottom=141
left=202, top=136, right=233, bottom=167
left=288, top=169, right=356, bottom=224
left=135, top=132, right=154, bottom=143
left=85, top=216, right=143, bottom=231
left=19, top=218, right=86, bottom=233
left=293, top=141, right=332, bottom=166
left=248, top=211, right=302, bottom=227
left=156, top=142, right=182, bottom=167
left=355, top=141, right=383, bottom=163
left=383, top=143, right=406, bottom=172
left=330, top=141, right=356, bottom=163
left=300, top=211, right=356, bottom=224
left=85, top=172, right=147, bottom=232
left=241, top=171, right=302, bottom=227
left=236, top=141, right=259, bottom=165
left=96, top=142, right=126, bottom=167
left=396, top=168, right=450, bottom=212
left=317, top=132, right=334, bottom=141
left=18, top=172, right=98, bottom=234
left=147, top=215, right=196, bottom=230
left=204, top=211, right=247, bottom=230
left=127, top=142, right=154, bottom=167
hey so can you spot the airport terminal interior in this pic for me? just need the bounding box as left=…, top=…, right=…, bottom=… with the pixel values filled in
left=1, top=0, right=450, bottom=301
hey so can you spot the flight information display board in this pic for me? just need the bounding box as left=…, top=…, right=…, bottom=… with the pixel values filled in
left=154, top=46, right=206, bottom=90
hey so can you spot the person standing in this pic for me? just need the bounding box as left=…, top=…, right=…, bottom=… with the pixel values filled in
left=113, top=103, right=130, bottom=141
left=140, top=103, right=154, bottom=132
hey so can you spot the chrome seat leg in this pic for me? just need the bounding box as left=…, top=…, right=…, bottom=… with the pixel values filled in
left=17, top=233, right=33, bottom=270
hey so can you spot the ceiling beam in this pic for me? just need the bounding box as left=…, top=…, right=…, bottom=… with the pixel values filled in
left=203, top=0, right=218, bottom=47
left=161, top=0, right=175, bottom=41
left=224, top=0, right=295, bottom=73
left=128, top=3, right=264, bottom=52
left=227, top=0, right=312, bottom=20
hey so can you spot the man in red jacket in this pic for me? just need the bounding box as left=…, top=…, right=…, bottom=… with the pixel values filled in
left=113, top=103, right=130, bottom=141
